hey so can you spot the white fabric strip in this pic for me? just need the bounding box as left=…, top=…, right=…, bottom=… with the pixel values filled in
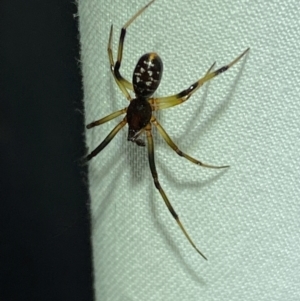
left=79, top=0, right=300, bottom=300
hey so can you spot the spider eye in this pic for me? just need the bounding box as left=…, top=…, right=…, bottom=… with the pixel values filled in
left=133, top=52, right=163, bottom=98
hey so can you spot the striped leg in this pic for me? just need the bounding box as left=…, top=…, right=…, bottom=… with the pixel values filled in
left=152, top=117, right=228, bottom=169
left=107, top=0, right=155, bottom=100
left=86, top=118, right=127, bottom=161
left=145, top=123, right=207, bottom=260
left=151, top=48, right=249, bottom=111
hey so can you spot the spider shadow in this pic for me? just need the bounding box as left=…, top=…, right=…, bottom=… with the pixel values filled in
left=159, top=158, right=229, bottom=192
left=86, top=126, right=126, bottom=229
left=126, top=136, right=149, bottom=185
left=106, top=57, right=151, bottom=184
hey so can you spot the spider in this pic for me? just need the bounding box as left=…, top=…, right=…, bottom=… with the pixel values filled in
left=86, top=0, right=249, bottom=260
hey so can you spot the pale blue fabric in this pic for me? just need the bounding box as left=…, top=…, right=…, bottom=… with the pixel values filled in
left=79, top=0, right=300, bottom=300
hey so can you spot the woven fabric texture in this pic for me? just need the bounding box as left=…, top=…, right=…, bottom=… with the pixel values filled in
left=79, top=0, right=300, bottom=300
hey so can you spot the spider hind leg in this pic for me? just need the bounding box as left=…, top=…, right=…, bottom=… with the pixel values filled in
left=145, top=123, right=207, bottom=260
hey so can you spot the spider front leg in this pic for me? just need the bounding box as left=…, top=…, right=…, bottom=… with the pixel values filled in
left=151, top=117, right=228, bottom=169
left=86, top=108, right=127, bottom=161
left=145, top=123, right=207, bottom=260
left=86, top=108, right=127, bottom=129
left=107, top=25, right=132, bottom=100
left=151, top=48, right=249, bottom=111
left=108, top=0, right=155, bottom=100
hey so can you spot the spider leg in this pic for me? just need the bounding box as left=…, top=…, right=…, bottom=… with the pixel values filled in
left=108, top=0, right=155, bottom=100
left=86, top=108, right=127, bottom=129
left=152, top=117, right=228, bottom=169
left=107, top=25, right=132, bottom=100
left=145, top=123, right=207, bottom=260
left=205, top=61, right=216, bottom=75
left=86, top=118, right=127, bottom=161
left=151, top=48, right=249, bottom=111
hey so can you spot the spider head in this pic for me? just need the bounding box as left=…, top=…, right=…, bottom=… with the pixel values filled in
left=132, top=52, right=163, bottom=98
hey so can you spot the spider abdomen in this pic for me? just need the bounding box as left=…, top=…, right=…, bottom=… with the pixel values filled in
left=133, top=52, right=163, bottom=98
